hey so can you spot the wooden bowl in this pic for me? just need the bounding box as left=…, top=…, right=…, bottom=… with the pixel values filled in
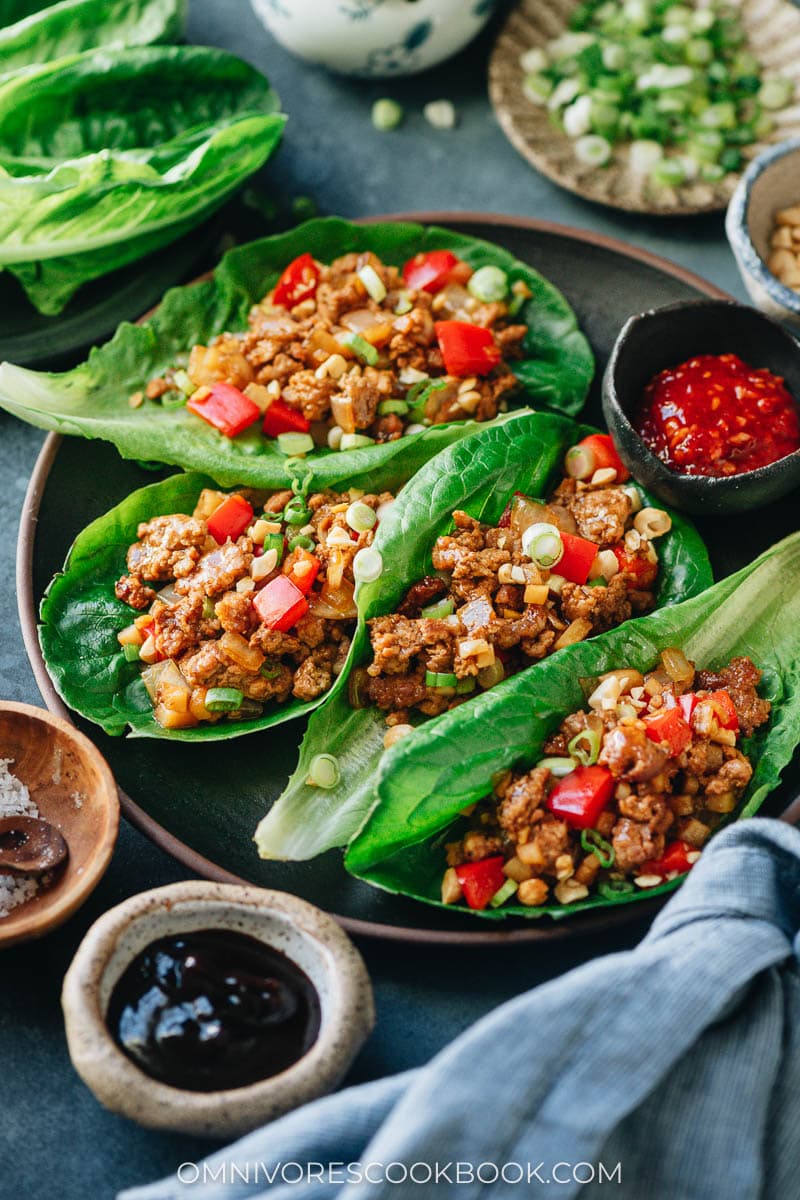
left=0, top=702, right=119, bottom=948
left=489, top=0, right=800, bottom=216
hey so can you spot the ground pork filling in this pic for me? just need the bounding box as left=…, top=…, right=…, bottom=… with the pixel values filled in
left=441, top=652, right=770, bottom=911
left=140, top=249, right=530, bottom=445
left=354, top=473, right=668, bottom=725
left=115, top=484, right=392, bottom=729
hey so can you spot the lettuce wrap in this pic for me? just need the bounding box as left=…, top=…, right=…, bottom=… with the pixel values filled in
left=0, top=218, right=593, bottom=485
left=254, top=411, right=712, bottom=861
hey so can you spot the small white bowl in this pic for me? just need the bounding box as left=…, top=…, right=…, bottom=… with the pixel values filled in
left=62, top=882, right=375, bottom=1137
left=250, top=0, right=496, bottom=77
left=726, top=137, right=800, bottom=330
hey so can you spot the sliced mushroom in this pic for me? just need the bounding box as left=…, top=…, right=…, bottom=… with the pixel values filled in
left=0, top=816, right=69, bottom=876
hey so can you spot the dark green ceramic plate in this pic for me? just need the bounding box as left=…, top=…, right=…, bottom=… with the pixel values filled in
left=18, top=214, right=800, bottom=943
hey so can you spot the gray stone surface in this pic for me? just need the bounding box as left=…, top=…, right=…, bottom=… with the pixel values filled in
left=0, top=2, right=747, bottom=1196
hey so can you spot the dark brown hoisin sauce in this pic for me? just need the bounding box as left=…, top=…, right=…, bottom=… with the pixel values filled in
left=107, top=929, right=320, bottom=1091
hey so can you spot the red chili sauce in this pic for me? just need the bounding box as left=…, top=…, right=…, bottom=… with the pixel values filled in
left=634, top=353, right=800, bottom=477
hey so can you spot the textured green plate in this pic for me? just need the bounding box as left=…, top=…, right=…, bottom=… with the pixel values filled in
left=18, top=213, right=800, bottom=943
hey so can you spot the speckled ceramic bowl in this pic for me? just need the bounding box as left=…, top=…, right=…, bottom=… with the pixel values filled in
left=602, top=299, right=800, bottom=516
left=250, top=0, right=496, bottom=77
left=62, top=882, right=375, bottom=1137
left=727, top=137, right=800, bottom=330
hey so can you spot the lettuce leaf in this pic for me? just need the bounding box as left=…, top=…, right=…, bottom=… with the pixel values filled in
left=0, top=45, right=285, bottom=313
left=0, top=0, right=186, bottom=75
left=0, top=217, right=593, bottom=480
left=254, top=412, right=711, bottom=861
left=345, top=533, right=800, bottom=920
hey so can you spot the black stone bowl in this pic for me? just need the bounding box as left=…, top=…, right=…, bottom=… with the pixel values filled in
left=601, top=299, right=800, bottom=516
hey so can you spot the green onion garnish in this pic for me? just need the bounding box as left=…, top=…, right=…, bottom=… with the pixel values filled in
left=377, top=399, right=410, bottom=416
left=289, top=534, right=315, bottom=553
left=340, top=433, right=375, bottom=451
left=521, top=522, right=564, bottom=569
left=308, top=753, right=340, bottom=789
left=262, top=532, right=285, bottom=562
left=358, top=264, right=387, bottom=303
left=537, top=756, right=577, bottom=778
left=425, top=670, right=459, bottom=690
left=340, top=331, right=379, bottom=365
left=260, top=662, right=281, bottom=679
left=394, top=291, right=413, bottom=315
left=205, top=687, right=244, bottom=712
left=282, top=497, right=310, bottom=526
left=420, top=598, right=454, bottom=620
left=346, top=501, right=377, bottom=533
left=580, top=827, right=615, bottom=868
left=598, top=879, right=634, bottom=899
left=489, top=878, right=519, bottom=908
left=202, top=597, right=216, bottom=619
left=277, top=432, right=315, bottom=457
left=122, top=643, right=141, bottom=662
left=353, top=546, right=383, bottom=583
left=371, top=97, right=404, bottom=131
left=568, top=727, right=601, bottom=766
left=455, top=677, right=476, bottom=695
left=468, top=265, right=509, bottom=303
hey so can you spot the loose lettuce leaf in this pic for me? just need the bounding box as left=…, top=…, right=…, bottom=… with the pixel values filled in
left=346, top=533, right=800, bottom=919
left=254, top=412, right=711, bottom=861
left=0, top=0, right=187, bottom=75
left=0, top=217, right=593, bottom=480
left=0, top=45, right=285, bottom=313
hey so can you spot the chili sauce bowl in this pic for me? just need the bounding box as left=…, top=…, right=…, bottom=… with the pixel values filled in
left=0, top=701, right=118, bottom=949
left=726, top=136, right=800, bottom=330
left=61, top=881, right=375, bottom=1137
left=602, top=299, right=800, bottom=516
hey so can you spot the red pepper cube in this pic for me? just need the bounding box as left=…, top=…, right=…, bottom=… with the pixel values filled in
left=547, top=765, right=614, bottom=830
left=262, top=399, right=311, bottom=439
left=577, top=433, right=630, bottom=482
left=402, top=250, right=460, bottom=293
left=643, top=707, right=693, bottom=757
left=558, top=532, right=599, bottom=585
left=434, top=320, right=501, bottom=377
left=709, top=689, right=739, bottom=731
left=207, top=494, right=254, bottom=545
left=187, top=383, right=261, bottom=439
left=641, top=839, right=697, bottom=879
left=253, top=575, right=309, bottom=632
left=454, top=856, right=507, bottom=911
left=283, top=547, right=320, bottom=596
left=272, top=252, right=320, bottom=308
left=611, top=543, right=659, bottom=589
left=141, top=619, right=166, bottom=662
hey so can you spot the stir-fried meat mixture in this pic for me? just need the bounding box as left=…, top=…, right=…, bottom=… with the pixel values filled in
left=441, top=651, right=770, bottom=911
left=115, top=484, right=392, bottom=729
left=141, top=249, right=530, bottom=447
left=356, top=465, right=671, bottom=725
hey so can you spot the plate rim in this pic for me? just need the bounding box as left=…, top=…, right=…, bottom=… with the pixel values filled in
left=16, top=209, right=736, bottom=946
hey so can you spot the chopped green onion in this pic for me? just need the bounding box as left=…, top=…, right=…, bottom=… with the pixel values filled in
left=172, top=369, right=194, bottom=395
left=489, top=878, right=519, bottom=908
left=353, top=547, right=383, bottom=583
left=686, top=38, right=713, bottom=65
left=565, top=443, right=595, bottom=479
left=328, top=425, right=343, bottom=450
left=404, top=423, right=426, bottom=436
left=160, top=389, right=188, bottom=409
left=277, top=432, right=314, bottom=457
left=477, top=660, right=505, bottom=689
left=649, top=158, right=686, bottom=187
left=205, top=687, right=244, bottom=712
left=629, top=138, right=663, bottom=173
left=598, top=879, right=634, bottom=899
left=260, top=662, right=281, bottom=679
left=340, top=433, right=375, bottom=451
left=308, top=753, right=340, bottom=789
left=455, top=677, right=476, bottom=695
left=520, top=46, right=548, bottom=74
left=521, top=522, right=564, bottom=569
left=122, top=643, right=141, bottom=662
left=289, top=534, right=315, bottom=552
left=424, top=670, right=458, bottom=690
left=371, top=97, right=404, bottom=131
left=346, top=500, right=377, bottom=533
left=699, top=162, right=725, bottom=183
left=568, top=727, right=601, bottom=766
left=537, top=756, right=577, bottom=778
left=760, top=77, right=793, bottom=111
left=358, top=264, right=387, bottom=303
left=580, top=828, right=615, bottom=867
left=262, top=532, right=285, bottom=561
left=282, top=497, right=310, bottom=526
left=574, top=134, right=612, bottom=165
left=202, top=597, right=216, bottom=619
left=467, top=265, right=509, bottom=303
left=339, top=331, right=379, bottom=365
left=523, top=73, right=553, bottom=105
left=420, top=598, right=454, bottom=620
left=564, top=94, right=594, bottom=138
left=394, top=291, right=413, bottom=315
left=377, top=399, right=410, bottom=415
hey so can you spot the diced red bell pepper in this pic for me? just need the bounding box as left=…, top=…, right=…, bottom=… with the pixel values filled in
left=262, top=399, right=311, bottom=439
left=611, top=544, right=659, bottom=589
left=640, top=840, right=697, bottom=879
left=435, top=320, right=501, bottom=377
left=402, top=250, right=461, bottom=294
left=272, top=252, right=320, bottom=308
left=253, top=575, right=308, bottom=632
left=709, top=689, right=739, bottom=731
left=577, top=434, right=630, bottom=482
left=643, top=707, right=693, bottom=757
left=547, top=765, right=614, bottom=830
left=283, top=547, right=320, bottom=596
left=207, top=494, right=254, bottom=545
left=187, top=383, right=261, bottom=439
left=141, top=619, right=166, bottom=662
left=454, top=855, right=507, bottom=911
left=558, top=532, right=599, bottom=585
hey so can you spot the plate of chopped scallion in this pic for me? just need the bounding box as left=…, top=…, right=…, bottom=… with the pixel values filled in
left=489, top=0, right=800, bottom=215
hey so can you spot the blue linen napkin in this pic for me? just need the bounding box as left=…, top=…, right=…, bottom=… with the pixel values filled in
left=120, top=819, right=800, bottom=1200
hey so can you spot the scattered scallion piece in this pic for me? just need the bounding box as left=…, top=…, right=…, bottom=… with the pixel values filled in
left=371, top=98, right=404, bottom=131
left=277, top=432, right=314, bottom=457
left=339, top=331, right=379, bottom=365
left=205, top=687, right=244, bottom=712
left=581, top=828, right=615, bottom=868
left=289, top=534, right=315, bottom=552
left=353, top=546, right=383, bottom=583
left=521, top=522, right=564, bottom=569
left=282, top=497, right=310, bottom=526
left=262, top=531, right=285, bottom=560
left=568, top=727, right=601, bottom=766
left=467, top=265, right=509, bottom=303
left=346, top=500, right=377, bottom=533
left=358, top=263, right=387, bottom=303
left=308, top=753, right=340, bottom=789
left=378, top=399, right=410, bottom=415
left=122, top=643, right=141, bottom=662
left=420, top=598, right=455, bottom=620
left=340, top=433, right=375, bottom=451
left=536, top=756, right=578, bottom=777
left=489, top=878, right=519, bottom=908
left=425, top=670, right=459, bottom=690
